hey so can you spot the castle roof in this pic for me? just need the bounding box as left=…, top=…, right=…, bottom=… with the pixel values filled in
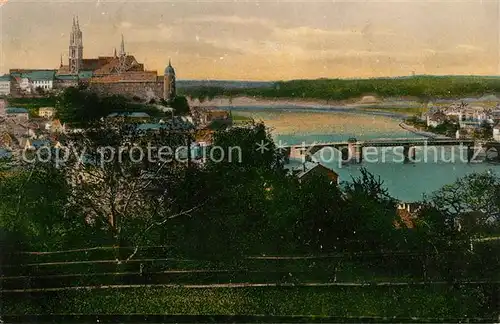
left=164, top=60, right=175, bottom=75
left=0, top=74, right=10, bottom=82
left=55, top=74, right=78, bottom=81
left=93, top=55, right=141, bottom=75
left=9, top=70, right=55, bottom=81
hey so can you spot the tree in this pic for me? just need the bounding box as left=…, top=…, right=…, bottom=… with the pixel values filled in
left=473, top=121, right=493, bottom=141
left=428, top=171, right=500, bottom=236
left=342, top=168, right=400, bottom=250
left=55, top=87, right=103, bottom=127
left=170, top=96, right=190, bottom=115
left=0, top=161, right=74, bottom=250
left=60, top=118, right=204, bottom=261
left=35, top=86, right=45, bottom=95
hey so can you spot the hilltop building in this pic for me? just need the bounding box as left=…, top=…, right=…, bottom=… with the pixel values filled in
left=9, top=16, right=176, bottom=101
left=0, top=75, right=11, bottom=96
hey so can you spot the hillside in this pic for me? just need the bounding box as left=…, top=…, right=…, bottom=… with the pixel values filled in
left=178, top=75, right=500, bottom=102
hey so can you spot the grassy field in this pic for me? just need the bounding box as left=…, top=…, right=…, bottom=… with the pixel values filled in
left=2, top=243, right=499, bottom=320
left=232, top=113, right=254, bottom=124
left=2, top=285, right=494, bottom=318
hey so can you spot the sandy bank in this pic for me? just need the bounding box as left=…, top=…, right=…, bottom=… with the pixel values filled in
left=187, top=96, right=422, bottom=110
left=187, top=96, right=344, bottom=109
left=399, top=122, right=451, bottom=139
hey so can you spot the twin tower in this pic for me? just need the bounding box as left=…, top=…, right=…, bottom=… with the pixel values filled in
left=68, top=16, right=176, bottom=102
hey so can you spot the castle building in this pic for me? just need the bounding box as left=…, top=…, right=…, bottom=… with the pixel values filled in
left=69, top=16, right=83, bottom=74
left=10, top=16, right=176, bottom=101
left=164, top=60, right=176, bottom=103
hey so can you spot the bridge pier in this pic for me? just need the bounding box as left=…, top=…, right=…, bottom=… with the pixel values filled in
left=467, top=146, right=474, bottom=163
left=283, top=148, right=291, bottom=164
left=347, top=138, right=362, bottom=164
left=403, top=145, right=416, bottom=163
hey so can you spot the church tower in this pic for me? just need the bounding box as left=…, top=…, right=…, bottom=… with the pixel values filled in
left=117, top=34, right=128, bottom=73
left=69, top=16, right=83, bottom=74
left=163, top=59, right=176, bottom=102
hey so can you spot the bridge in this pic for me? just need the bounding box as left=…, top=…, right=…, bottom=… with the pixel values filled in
left=282, top=137, right=500, bottom=164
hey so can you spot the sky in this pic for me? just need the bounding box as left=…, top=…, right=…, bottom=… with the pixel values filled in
left=0, top=0, right=499, bottom=81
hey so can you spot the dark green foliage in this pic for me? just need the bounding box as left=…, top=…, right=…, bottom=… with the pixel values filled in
left=180, top=76, right=500, bottom=101
left=473, top=121, right=494, bottom=140
left=170, top=96, right=190, bottom=115
left=2, top=286, right=495, bottom=319
left=55, top=88, right=165, bottom=127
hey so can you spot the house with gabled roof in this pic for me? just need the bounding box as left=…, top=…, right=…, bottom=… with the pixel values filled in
left=5, top=107, right=29, bottom=121
left=295, top=162, right=339, bottom=185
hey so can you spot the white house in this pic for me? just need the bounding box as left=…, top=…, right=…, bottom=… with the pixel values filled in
left=19, top=77, right=32, bottom=93
left=0, top=75, right=10, bottom=96
left=493, top=123, right=500, bottom=142
left=10, top=70, right=55, bottom=94
left=28, top=70, right=55, bottom=92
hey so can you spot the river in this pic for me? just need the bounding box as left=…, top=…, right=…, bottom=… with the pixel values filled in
left=224, top=106, right=500, bottom=202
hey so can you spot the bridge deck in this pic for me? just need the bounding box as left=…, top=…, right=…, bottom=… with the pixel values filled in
left=284, top=138, right=490, bottom=148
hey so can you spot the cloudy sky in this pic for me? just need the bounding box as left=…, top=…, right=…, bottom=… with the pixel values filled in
left=0, top=0, right=499, bottom=80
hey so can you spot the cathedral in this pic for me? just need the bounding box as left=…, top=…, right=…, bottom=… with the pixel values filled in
left=55, top=16, right=176, bottom=102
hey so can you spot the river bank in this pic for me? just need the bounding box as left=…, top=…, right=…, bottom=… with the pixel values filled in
left=187, top=96, right=422, bottom=110
left=398, top=122, right=451, bottom=139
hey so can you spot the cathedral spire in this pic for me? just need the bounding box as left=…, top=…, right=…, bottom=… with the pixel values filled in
left=60, top=54, right=63, bottom=67
left=120, top=34, right=126, bottom=57
left=114, top=48, right=117, bottom=57
left=76, top=16, right=80, bottom=30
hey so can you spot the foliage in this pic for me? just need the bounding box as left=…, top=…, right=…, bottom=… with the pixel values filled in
left=170, top=96, right=190, bottom=115
left=55, top=87, right=165, bottom=127
left=427, top=171, right=500, bottom=235
left=3, top=286, right=494, bottom=319
left=432, top=120, right=459, bottom=137
left=473, top=121, right=494, bottom=140
left=180, top=76, right=500, bottom=102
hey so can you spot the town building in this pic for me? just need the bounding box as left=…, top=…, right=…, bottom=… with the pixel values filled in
left=426, top=112, right=443, bottom=127
left=44, top=119, right=65, bottom=133
left=191, top=107, right=233, bottom=128
left=295, top=162, right=339, bottom=184
left=0, top=99, right=7, bottom=115
left=0, top=74, right=11, bottom=96
left=5, top=107, right=29, bottom=121
left=39, top=107, right=55, bottom=119
left=493, top=123, right=500, bottom=142
left=10, top=70, right=56, bottom=95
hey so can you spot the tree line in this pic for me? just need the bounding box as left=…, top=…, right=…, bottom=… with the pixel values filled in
left=180, top=76, right=500, bottom=102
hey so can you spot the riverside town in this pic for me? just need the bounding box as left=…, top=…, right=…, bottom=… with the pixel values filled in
left=1, top=2, right=500, bottom=324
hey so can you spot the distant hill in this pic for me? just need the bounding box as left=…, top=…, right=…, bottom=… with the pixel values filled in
left=176, top=80, right=274, bottom=89
left=178, top=76, right=500, bottom=102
